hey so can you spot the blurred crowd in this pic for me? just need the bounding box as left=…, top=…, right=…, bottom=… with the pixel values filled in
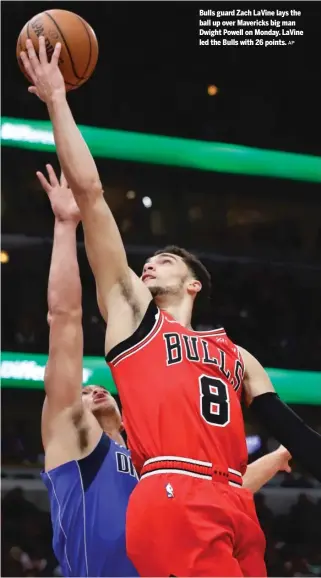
left=2, top=488, right=59, bottom=577
left=2, top=487, right=321, bottom=577
left=256, top=492, right=321, bottom=577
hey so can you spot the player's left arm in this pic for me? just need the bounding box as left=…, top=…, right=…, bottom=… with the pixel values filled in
left=243, top=446, right=291, bottom=493
left=239, top=346, right=321, bottom=483
left=39, top=166, right=83, bottom=449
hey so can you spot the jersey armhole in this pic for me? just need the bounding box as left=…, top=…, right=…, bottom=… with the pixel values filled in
left=105, top=300, right=159, bottom=364
left=236, top=346, right=246, bottom=374
left=77, top=432, right=111, bottom=491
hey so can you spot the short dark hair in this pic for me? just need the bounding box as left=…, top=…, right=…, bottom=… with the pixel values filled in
left=154, top=245, right=212, bottom=301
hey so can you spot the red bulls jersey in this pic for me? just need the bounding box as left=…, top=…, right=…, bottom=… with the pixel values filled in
left=106, top=302, right=248, bottom=475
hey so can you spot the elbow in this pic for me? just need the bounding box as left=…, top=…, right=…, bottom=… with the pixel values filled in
left=48, top=306, right=82, bottom=323
left=48, top=288, right=82, bottom=321
left=73, top=180, right=104, bottom=204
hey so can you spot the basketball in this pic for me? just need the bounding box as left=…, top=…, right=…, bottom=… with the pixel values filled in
left=16, top=9, right=99, bottom=91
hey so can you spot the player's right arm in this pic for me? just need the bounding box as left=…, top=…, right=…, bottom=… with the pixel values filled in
left=243, top=446, right=291, bottom=493
left=21, top=38, right=152, bottom=354
left=38, top=166, right=83, bottom=449
left=239, top=346, right=321, bottom=482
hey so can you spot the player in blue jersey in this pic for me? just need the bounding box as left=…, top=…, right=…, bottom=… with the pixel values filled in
left=37, top=164, right=138, bottom=578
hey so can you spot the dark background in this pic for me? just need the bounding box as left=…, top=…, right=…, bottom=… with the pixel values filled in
left=2, top=1, right=321, bottom=152
left=1, top=2, right=321, bottom=577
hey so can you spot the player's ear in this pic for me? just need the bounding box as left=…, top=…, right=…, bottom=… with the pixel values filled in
left=187, top=279, right=202, bottom=296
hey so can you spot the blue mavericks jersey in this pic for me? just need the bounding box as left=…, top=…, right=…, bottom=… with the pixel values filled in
left=41, top=433, right=138, bottom=577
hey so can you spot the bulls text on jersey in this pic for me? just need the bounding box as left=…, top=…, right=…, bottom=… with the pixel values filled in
left=163, top=332, right=243, bottom=391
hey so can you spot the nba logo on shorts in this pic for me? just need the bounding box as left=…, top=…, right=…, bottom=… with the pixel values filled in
left=165, top=483, right=174, bottom=498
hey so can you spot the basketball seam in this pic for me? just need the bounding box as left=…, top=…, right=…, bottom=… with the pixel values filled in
left=65, top=81, right=81, bottom=88
left=75, top=16, right=92, bottom=79
left=44, top=11, right=85, bottom=83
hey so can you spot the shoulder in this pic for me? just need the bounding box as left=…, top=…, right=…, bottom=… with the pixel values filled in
left=237, top=346, right=265, bottom=373
left=106, top=300, right=161, bottom=364
left=237, top=346, right=275, bottom=401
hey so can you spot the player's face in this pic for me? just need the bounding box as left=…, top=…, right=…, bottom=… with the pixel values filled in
left=81, top=386, right=121, bottom=425
left=142, top=253, right=196, bottom=298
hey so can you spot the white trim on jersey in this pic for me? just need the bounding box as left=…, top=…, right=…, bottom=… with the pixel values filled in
left=140, top=468, right=242, bottom=487
left=112, top=314, right=164, bottom=367
left=164, top=316, right=225, bottom=335
left=236, top=345, right=246, bottom=373
left=188, top=328, right=225, bottom=335
left=75, top=462, right=89, bottom=578
left=46, top=472, right=72, bottom=574
left=140, top=468, right=212, bottom=481
left=109, top=304, right=228, bottom=367
left=228, top=467, right=242, bottom=477
left=144, top=455, right=212, bottom=468
left=144, top=456, right=242, bottom=479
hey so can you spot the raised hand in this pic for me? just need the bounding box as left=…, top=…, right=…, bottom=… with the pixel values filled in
left=20, top=36, right=65, bottom=103
left=37, top=164, right=80, bottom=224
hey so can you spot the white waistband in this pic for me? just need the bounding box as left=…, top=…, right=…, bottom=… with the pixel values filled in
left=143, top=456, right=242, bottom=478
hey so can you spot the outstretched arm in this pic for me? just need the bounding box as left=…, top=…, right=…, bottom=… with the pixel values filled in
left=20, top=39, right=151, bottom=348
left=39, top=166, right=83, bottom=449
left=243, top=446, right=291, bottom=493
left=239, top=346, right=321, bottom=483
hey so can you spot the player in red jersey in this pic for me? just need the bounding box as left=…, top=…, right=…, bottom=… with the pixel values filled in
left=105, top=248, right=266, bottom=577
left=21, top=37, right=321, bottom=576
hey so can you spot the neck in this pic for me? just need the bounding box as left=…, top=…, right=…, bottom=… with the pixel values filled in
left=108, top=429, right=126, bottom=447
left=100, top=416, right=126, bottom=447
left=155, top=294, right=193, bottom=329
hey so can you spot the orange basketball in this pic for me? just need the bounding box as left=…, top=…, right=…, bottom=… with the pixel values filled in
left=16, top=9, right=99, bottom=92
